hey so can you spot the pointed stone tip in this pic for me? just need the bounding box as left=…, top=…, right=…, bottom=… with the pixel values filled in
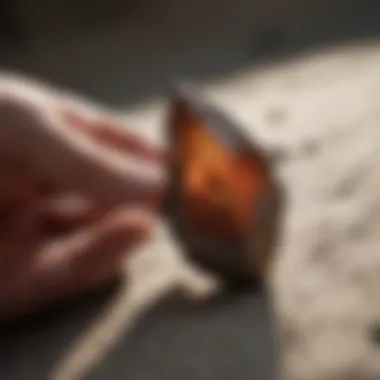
left=169, top=81, right=207, bottom=110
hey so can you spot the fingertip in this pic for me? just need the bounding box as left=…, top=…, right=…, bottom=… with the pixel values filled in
left=99, top=208, right=155, bottom=244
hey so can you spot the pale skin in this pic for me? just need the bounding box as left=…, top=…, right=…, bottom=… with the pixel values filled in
left=0, top=87, right=165, bottom=323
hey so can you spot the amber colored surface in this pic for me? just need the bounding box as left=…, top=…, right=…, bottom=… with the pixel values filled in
left=174, top=116, right=267, bottom=242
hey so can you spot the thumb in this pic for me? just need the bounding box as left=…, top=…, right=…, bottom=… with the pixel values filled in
left=0, top=93, right=165, bottom=206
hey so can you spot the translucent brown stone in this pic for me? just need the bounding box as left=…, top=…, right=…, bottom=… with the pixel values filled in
left=164, top=86, right=283, bottom=288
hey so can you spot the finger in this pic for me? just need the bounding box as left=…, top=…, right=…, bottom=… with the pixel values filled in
left=2, top=194, right=98, bottom=246
left=0, top=93, right=165, bottom=206
left=0, top=208, right=153, bottom=321
left=36, top=194, right=101, bottom=237
left=0, top=194, right=103, bottom=286
left=62, top=109, right=164, bottom=162
left=37, top=208, right=152, bottom=293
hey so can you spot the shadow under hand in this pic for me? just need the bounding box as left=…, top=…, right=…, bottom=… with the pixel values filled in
left=0, top=277, right=122, bottom=380
left=86, top=285, right=276, bottom=380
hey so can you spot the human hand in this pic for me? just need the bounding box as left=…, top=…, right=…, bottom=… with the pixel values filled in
left=0, top=78, right=165, bottom=322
